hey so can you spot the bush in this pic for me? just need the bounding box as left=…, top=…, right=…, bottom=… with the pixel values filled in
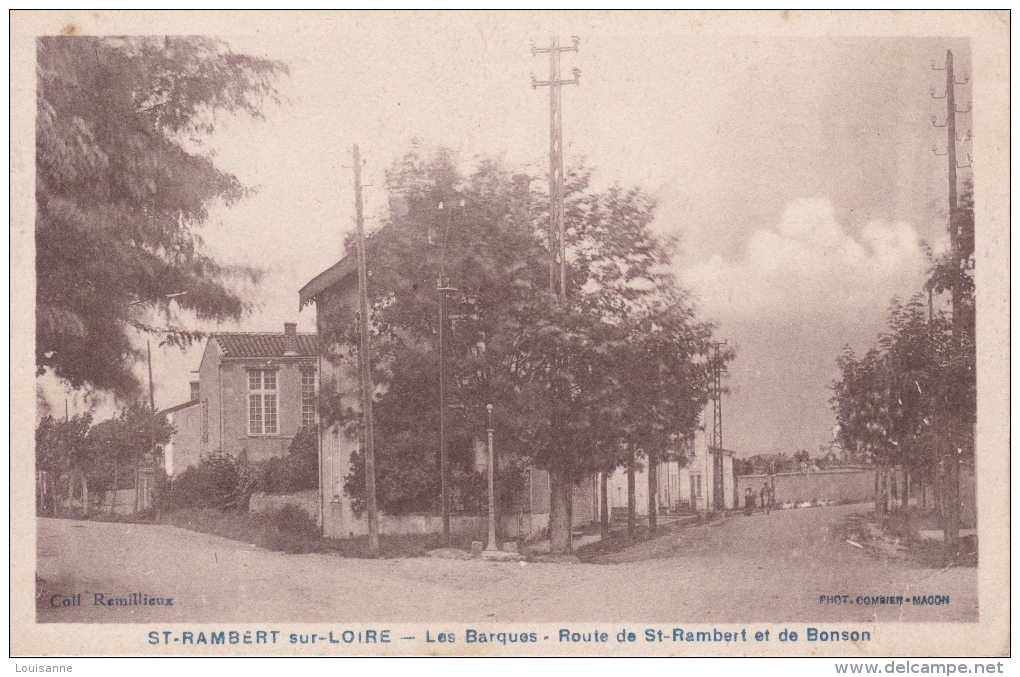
left=169, top=430, right=319, bottom=512
left=170, top=452, right=240, bottom=510
left=260, top=505, right=320, bottom=553
left=259, top=428, right=319, bottom=494
left=269, top=504, right=319, bottom=538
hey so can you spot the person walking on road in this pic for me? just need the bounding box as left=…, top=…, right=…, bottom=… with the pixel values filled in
left=761, top=483, right=772, bottom=515
left=744, top=487, right=755, bottom=516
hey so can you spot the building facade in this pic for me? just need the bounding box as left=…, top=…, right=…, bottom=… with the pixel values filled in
left=162, top=323, right=317, bottom=476
left=299, top=255, right=364, bottom=536
left=602, top=418, right=737, bottom=516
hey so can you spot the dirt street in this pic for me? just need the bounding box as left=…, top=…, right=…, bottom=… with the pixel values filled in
left=35, top=504, right=976, bottom=623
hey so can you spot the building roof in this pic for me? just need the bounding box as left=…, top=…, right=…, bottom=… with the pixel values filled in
left=161, top=400, right=200, bottom=415
left=212, top=333, right=318, bottom=358
left=298, top=225, right=394, bottom=309
left=299, top=254, right=357, bottom=309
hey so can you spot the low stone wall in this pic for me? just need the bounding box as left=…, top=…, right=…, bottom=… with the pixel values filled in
left=378, top=514, right=535, bottom=540
left=252, top=492, right=540, bottom=539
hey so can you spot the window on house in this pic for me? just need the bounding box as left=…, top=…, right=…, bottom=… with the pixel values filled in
left=301, top=368, right=316, bottom=429
left=201, top=399, right=209, bottom=443
left=248, top=369, right=278, bottom=435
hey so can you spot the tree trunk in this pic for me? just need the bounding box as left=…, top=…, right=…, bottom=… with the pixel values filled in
left=110, top=465, right=119, bottom=516
left=877, top=466, right=887, bottom=514
left=81, top=472, right=89, bottom=518
left=548, top=467, right=571, bottom=555
left=945, top=456, right=960, bottom=553
left=901, top=470, right=909, bottom=510
left=66, top=473, right=77, bottom=516
left=934, top=464, right=943, bottom=517
left=647, top=452, right=658, bottom=532
left=566, top=476, right=573, bottom=552
left=627, top=446, right=636, bottom=538
left=599, top=471, right=609, bottom=540
left=134, top=459, right=141, bottom=514
left=493, top=445, right=502, bottom=545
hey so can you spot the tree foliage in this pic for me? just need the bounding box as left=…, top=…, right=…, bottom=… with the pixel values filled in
left=84, top=405, right=175, bottom=487
left=35, top=405, right=173, bottom=514
left=260, top=426, right=320, bottom=494
left=35, top=412, right=92, bottom=479
left=831, top=295, right=974, bottom=473
left=830, top=184, right=976, bottom=494
left=36, top=36, right=286, bottom=394
left=321, top=145, right=724, bottom=531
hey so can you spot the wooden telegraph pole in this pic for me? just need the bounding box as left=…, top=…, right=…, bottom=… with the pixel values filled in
left=532, top=35, right=581, bottom=553
left=932, top=49, right=971, bottom=552
left=352, top=144, right=380, bottom=556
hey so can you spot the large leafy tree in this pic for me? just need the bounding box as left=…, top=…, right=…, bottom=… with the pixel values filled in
left=325, top=146, right=721, bottom=552
left=36, top=36, right=286, bottom=395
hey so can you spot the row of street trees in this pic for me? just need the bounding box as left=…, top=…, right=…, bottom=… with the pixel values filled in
left=830, top=186, right=975, bottom=546
left=322, top=146, right=730, bottom=553
left=35, top=406, right=174, bottom=516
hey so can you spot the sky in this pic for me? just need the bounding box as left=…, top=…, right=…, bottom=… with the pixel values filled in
left=41, top=14, right=978, bottom=459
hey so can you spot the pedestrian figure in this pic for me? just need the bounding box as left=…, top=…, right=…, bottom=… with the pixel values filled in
left=761, top=483, right=771, bottom=515
left=744, top=487, right=755, bottom=516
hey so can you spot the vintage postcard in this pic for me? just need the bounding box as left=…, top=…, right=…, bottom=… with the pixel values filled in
left=11, top=10, right=1010, bottom=658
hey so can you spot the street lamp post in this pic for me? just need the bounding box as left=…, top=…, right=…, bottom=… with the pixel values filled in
left=484, top=403, right=499, bottom=553
left=436, top=198, right=463, bottom=546
left=438, top=281, right=457, bottom=545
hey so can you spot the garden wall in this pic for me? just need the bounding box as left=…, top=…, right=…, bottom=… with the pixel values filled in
left=736, top=468, right=876, bottom=508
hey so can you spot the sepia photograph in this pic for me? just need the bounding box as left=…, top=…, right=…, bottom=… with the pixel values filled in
left=11, top=10, right=1010, bottom=659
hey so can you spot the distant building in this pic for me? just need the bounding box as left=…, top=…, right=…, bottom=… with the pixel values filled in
left=162, top=323, right=317, bottom=476
left=602, top=420, right=736, bottom=516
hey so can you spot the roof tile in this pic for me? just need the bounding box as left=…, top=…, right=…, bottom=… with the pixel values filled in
left=212, top=333, right=317, bottom=358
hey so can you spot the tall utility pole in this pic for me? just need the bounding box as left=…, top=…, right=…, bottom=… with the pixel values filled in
left=709, top=340, right=727, bottom=512
left=935, top=49, right=972, bottom=345
left=352, top=144, right=380, bottom=556
left=532, top=36, right=581, bottom=299
left=436, top=200, right=460, bottom=545
left=532, top=35, right=581, bottom=554
left=710, top=341, right=726, bottom=451
left=932, top=49, right=970, bottom=552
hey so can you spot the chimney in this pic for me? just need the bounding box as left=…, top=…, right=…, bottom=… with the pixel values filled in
left=283, top=322, right=299, bottom=356
left=190, top=381, right=200, bottom=402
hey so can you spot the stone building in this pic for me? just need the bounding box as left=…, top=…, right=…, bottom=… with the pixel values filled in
left=162, top=323, right=317, bottom=476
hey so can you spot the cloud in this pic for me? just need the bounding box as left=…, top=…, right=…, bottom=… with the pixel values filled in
left=682, top=197, right=930, bottom=323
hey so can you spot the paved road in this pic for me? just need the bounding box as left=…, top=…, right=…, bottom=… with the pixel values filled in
left=35, top=504, right=976, bottom=623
